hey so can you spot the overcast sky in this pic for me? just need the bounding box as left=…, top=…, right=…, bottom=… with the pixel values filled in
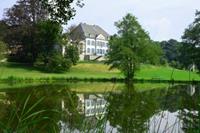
left=0, top=0, right=200, bottom=41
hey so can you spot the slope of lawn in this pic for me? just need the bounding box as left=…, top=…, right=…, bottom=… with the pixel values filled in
left=136, top=64, right=200, bottom=81
left=0, top=62, right=200, bottom=81
left=0, top=62, right=122, bottom=79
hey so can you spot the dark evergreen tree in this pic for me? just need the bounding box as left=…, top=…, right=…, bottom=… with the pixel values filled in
left=181, top=10, right=200, bottom=71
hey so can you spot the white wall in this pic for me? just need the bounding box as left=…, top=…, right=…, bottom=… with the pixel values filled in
left=85, top=38, right=109, bottom=56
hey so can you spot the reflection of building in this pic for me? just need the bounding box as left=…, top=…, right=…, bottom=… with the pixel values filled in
left=186, top=85, right=196, bottom=96
left=77, top=94, right=107, bottom=117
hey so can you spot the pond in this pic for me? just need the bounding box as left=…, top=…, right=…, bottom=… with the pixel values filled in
left=0, top=82, right=199, bottom=133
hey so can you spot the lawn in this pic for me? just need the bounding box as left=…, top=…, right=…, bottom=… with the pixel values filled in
left=0, top=62, right=200, bottom=81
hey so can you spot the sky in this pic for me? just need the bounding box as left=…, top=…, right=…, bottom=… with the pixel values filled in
left=0, top=0, right=200, bottom=41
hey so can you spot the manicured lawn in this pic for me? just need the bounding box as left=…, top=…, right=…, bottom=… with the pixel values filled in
left=136, top=64, right=200, bottom=81
left=0, top=62, right=200, bottom=81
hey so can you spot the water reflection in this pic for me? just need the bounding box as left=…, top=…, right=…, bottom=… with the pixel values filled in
left=0, top=83, right=199, bottom=133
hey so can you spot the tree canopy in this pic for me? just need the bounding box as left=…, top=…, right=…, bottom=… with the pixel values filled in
left=159, top=39, right=183, bottom=68
left=1, top=0, right=81, bottom=72
left=106, top=13, right=162, bottom=80
left=181, top=10, right=200, bottom=71
left=40, top=0, right=84, bottom=24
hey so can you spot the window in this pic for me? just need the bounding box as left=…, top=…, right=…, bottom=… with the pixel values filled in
left=92, top=48, right=95, bottom=54
left=97, top=49, right=100, bottom=54
left=97, top=41, right=101, bottom=46
left=102, top=49, right=105, bottom=54
left=102, top=42, right=105, bottom=47
left=87, top=48, right=90, bottom=53
left=91, top=100, right=95, bottom=106
left=100, top=49, right=103, bottom=54
left=87, top=40, right=90, bottom=45
left=86, top=101, right=90, bottom=107
left=92, top=40, right=95, bottom=45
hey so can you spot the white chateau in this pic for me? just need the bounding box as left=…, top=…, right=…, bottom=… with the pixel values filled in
left=69, top=23, right=110, bottom=60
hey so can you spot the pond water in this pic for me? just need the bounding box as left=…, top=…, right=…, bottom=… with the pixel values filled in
left=0, top=82, right=199, bottom=133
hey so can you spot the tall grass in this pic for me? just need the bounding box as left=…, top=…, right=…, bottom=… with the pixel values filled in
left=0, top=94, right=59, bottom=132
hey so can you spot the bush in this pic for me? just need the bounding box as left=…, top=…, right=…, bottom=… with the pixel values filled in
left=35, top=53, right=72, bottom=73
left=0, top=41, right=7, bottom=60
left=65, top=45, right=79, bottom=65
left=160, top=58, right=168, bottom=66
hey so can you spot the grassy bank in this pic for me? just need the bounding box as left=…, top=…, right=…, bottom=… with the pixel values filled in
left=0, top=81, right=170, bottom=93
left=0, top=62, right=200, bottom=81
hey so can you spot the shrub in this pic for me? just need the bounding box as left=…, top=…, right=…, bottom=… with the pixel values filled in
left=65, top=45, right=79, bottom=65
left=0, top=41, right=7, bottom=60
left=35, top=53, right=72, bottom=73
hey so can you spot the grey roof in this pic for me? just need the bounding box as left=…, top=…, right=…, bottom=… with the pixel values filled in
left=70, top=23, right=110, bottom=41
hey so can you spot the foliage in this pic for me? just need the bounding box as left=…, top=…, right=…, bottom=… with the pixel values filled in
left=65, top=45, right=79, bottom=65
left=181, top=10, right=200, bottom=71
left=2, top=0, right=83, bottom=65
left=40, top=0, right=84, bottom=24
left=106, top=13, right=162, bottom=80
left=3, top=0, right=48, bottom=63
left=36, top=20, right=62, bottom=54
left=0, top=21, right=8, bottom=41
left=34, top=20, right=74, bottom=72
left=142, top=41, right=163, bottom=65
left=0, top=85, right=83, bottom=132
left=0, top=41, right=7, bottom=60
left=35, top=52, right=72, bottom=73
left=106, top=84, right=159, bottom=132
left=4, top=0, right=47, bottom=25
left=160, top=39, right=183, bottom=68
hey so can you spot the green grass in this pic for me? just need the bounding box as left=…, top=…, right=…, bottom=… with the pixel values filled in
left=136, top=64, right=200, bottom=81
left=0, top=62, right=200, bottom=81
left=0, top=81, right=170, bottom=93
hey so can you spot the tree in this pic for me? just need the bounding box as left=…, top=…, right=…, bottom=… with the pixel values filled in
left=40, top=0, right=84, bottom=24
left=4, top=0, right=48, bottom=26
left=3, top=0, right=83, bottom=63
left=65, top=45, right=79, bottom=65
left=106, top=13, right=162, bottom=80
left=34, top=20, right=72, bottom=72
left=0, top=21, right=8, bottom=41
left=181, top=10, right=200, bottom=71
left=160, top=39, right=183, bottom=68
left=0, top=41, right=7, bottom=60
left=3, top=0, right=48, bottom=63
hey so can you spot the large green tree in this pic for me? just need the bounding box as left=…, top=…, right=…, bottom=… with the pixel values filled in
left=106, top=13, right=162, bottom=80
left=3, top=0, right=83, bottom=63
left=181, top=10, right=200, bottom=71
left=34, top=20, right=72, bottom=72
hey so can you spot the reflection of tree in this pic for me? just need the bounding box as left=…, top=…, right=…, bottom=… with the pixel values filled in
left=178, top=85, right=200, bottom=133
left=106, top=84, right=159, bottom=133
left=0, top=85, right=83, bottom=132
left=60, top=89, right=85, bottom=131
left=159, top=85, right=200, bottom=132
